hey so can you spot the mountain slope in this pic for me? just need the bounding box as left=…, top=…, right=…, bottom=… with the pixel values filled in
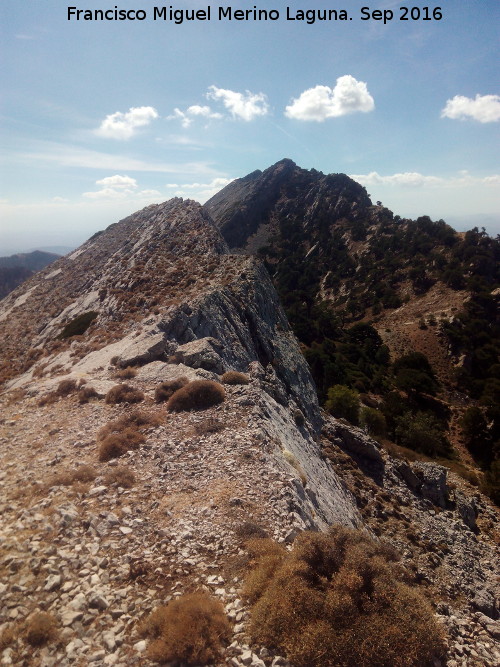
left=0, top=195, right=498, bottom=665
left=206, top=159, right=500, bottom=494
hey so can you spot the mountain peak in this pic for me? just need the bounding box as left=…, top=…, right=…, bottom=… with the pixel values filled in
left=205, top=160, right=371, bottom=250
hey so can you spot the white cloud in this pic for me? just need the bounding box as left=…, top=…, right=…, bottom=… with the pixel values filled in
left=350, top=171, right=443, bottom=187
left=96, top=106, right=159, bottom=139
left=95, top=175, right=137, bottom=189
left=350, top=171, right=500, bottom=188
left=285, top=75, right=374, bottom=121
left=83, top=187, right=134, bottom=200
left=165, top=177, right=234, bottom=203
left=168, top=105, right=222, bottom=128
left=207, top=86, right=269, bottom=121
left=83, top=174, right=161, bottom=201
left=441, top=94, right=500, bottom=123
left=52, top=196, right=69, bottom=203
left=6, top=140, right=217, bottom=175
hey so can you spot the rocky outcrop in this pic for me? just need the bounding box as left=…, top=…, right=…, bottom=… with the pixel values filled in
left=205, top=158, right=371, bottom=251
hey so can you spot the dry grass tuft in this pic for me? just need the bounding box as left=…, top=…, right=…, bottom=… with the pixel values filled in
left=244, top=528, right=446, bottom=667
left=98, top=410, right=162, bottom=440
left=221, top=370, right=250, bottom=385
left=56, top=379, right=77, bottom=396
left=140, top=592, right=231, bottom=665
left=97, top=410, right=161, bottom=462
left=114, top=366, right=137, bottom=379
left=49, top=465, right=97, bottom=487
left=193, top=417, right=225, bottom=436
left=98, top=428, right=145, bottom=462
left=0, top=625, right=16, bottom=650
left=235, top=522, right=270, bottom=540
left=105, top=384, right=144, bottom=404
left=24, top=612, right=58, bottom=647
left=166, top=380, right=225, bottom=412
left=104, top=465, right=136, bottom=488
left=78, top=386, right=99, bottom=403
left=154, top=376, right=189, bottom=403
left=37, top=392, right=59, bottom=407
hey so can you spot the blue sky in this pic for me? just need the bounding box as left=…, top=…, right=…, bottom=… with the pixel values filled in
left=1, top=0, right=499, bottom=253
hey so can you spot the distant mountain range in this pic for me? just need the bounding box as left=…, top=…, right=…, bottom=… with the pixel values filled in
left=0, top=250, right=60, bottom=299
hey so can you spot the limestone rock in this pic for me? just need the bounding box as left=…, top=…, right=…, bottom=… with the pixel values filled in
left=411, top=462, right=448, bottom=508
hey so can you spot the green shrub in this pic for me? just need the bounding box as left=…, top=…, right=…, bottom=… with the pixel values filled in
left=325, top=385, right=360, bottom=425
left=360, top=406, right=386, bottom=436
left=167, top=380, right=225, bottom=412
left=105, top=384, right=144, bottom=404
left=140, top=592, right=231, bottom=665
left=58, top=311, right=98, bottom=339
left=393, top=352, right=438, bottom=395
left=395, top=411, right=452, bottom=458
left=154, top=376, right=189, bottom=403
left=294, top=408, right=306, bottom=426
left=221, top=371, right=250, bottom=385
left=244, top=529, right=445, bottom=667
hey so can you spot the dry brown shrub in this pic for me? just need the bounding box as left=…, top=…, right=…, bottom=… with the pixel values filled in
left=72, top=465, right=97, bottom=482
left=104, top=465, right=136, bottom=488
left=24, top=612, right=58, bottom=647
left=0, top=625, right=16, bottom=650
left=37, top=392, right=59, bottom=407
left=167, top=380, right=225, bottom=413
left=105, top=384, right=144, bottom=404
left=235, top=522, right=269, bottom=540
left=114, top=366, right=137, bottom=379
left=98, top=410, right=161, bottom=441
left=221, top=370, right=250, bottom=385
left=193, top=417, right=225, bottom=436
left=245, top=528, right=446, bottom=667
left=243, top=539, right=287, bottom=603
left=49, top=465, right=97, bottom=488
left=56, top=378, right=77, bottom=396
left=98, top=428, right=145, bottom=462
left=154, top=376, right=189, bottom=403
left=78, top=386, right=98, bottom=404
left=140, top=592, right=231, bottom=665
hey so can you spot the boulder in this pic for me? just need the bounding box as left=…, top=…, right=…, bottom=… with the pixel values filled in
left=411, top=462, right=448, bottom=508
left=173, top=337, right=224, bottom=373
left=455, top=491, right=478, bottom=530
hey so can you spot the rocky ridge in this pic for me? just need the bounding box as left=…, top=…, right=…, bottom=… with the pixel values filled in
left=0, top=196, right=498, bottom=666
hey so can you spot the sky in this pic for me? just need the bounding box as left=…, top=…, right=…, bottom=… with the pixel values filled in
left=1, top=0, right=499, bottom=254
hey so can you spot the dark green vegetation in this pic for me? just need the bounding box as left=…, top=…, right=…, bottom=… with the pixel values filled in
left=207, top=161, right=500, bottom=499
left=243, top=529, right=445, bottom=667
left=58, top=311, right=98, bottom=339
